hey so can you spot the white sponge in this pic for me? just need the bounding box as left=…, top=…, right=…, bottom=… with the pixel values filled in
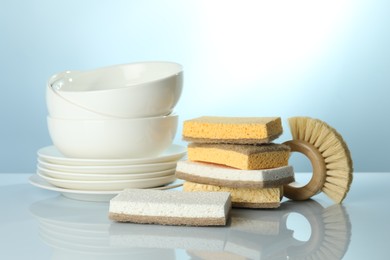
left=109, top=189, right=231, bottom=226
left=176, top=160, right=294, bottom=188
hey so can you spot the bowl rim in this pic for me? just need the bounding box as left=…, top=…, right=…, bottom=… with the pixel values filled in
left=49, top=61, right=183, bottom=93
left=46, top=78, right=178, bottom=119
left=46, top=113, right=178, bottom=122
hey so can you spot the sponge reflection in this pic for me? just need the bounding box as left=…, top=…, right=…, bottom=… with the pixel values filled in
left=30, top=196, right=351, bottom=260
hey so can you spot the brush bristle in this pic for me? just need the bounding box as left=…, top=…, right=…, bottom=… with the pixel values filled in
left=321, top=204, right=352, bottom=259
left=287, top=203, right=351, bottom=260
left=288, top=117, right=353, bottom=203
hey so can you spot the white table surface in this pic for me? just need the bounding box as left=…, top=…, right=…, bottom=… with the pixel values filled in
left=0, top=172, right=388, bottom=260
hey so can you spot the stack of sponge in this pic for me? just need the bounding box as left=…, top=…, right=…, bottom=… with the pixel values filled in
left=176, top=116, right=295, bottom=209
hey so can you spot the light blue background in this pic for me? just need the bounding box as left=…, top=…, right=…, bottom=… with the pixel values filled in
left=1, top=0, right=389, bottom=173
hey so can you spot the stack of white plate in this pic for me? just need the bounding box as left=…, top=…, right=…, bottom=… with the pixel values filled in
left=30, top=144, right=186, bottom=201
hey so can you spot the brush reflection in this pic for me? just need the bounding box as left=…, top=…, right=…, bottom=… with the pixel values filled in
left=30, top=197, right=351, bottom=260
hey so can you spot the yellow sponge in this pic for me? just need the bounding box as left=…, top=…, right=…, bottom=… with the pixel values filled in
left=183, top=181, right=282, bottom=209
left=182, top=116, right=282, bottom=144
left=187, top=143, right=290, bottom=170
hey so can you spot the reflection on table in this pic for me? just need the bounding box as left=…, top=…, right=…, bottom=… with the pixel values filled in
left=30, top=196, right=351, bottom=260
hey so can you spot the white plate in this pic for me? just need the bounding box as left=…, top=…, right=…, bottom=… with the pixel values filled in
left=29, top=174, right=184, bottom=202
left=37, top=165, right=176, bottom=181
left=37, top=172, right=176, bottom=191
left=38, top=159, right=177, bottom=174
left=37, top=144, right=186, bottom=166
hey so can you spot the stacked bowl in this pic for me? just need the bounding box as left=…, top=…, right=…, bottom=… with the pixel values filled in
left=31, top=62, right=186, bottom=201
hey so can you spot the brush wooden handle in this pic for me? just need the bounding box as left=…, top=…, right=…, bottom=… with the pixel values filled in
left=283, top=140, right=327, bottom=201
left=284, top=200, right=325, bottom=257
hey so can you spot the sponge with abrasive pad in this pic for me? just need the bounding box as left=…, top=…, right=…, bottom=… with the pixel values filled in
left=109, top=189, right=231, bottom=226
left=176, top=160, right=294, bottom=189
left=182, top=116, right=283, bottom=144
left=183, top=181, right=282, bottom=209
left=187, top=142, right=290, bottom=170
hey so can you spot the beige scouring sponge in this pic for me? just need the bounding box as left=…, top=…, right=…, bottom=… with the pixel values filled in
left=183, top=181, right=282, bottom=209
left=187, top=142, right=290, bottom=170
left=182, top=116, right=283, bottom=144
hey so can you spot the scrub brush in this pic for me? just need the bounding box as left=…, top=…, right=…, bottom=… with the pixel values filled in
left=283, top=117, right=353, bottom=203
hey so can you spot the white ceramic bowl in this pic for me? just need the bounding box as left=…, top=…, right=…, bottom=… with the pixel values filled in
left=47, top=114, right=178, bottom=159
left=50, top=62, right=183, bottom=118
left=46, top=78, right=112, bottom=119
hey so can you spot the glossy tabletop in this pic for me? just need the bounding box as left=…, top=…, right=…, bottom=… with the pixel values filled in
left=0, top=173, right=389, bottom=260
